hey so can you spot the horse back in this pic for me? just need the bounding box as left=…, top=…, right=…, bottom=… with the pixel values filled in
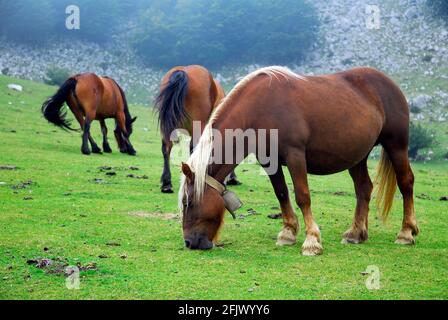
left=338, top=67, right=410, bottom=145
left=164, top=65, right=220, bottom=134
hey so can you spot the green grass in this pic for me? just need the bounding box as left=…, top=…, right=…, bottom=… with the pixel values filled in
left=0, top=75, right=447, bottom=300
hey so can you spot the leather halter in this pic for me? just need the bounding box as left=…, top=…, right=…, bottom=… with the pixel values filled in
left=205, top=175, right=242, bottom=219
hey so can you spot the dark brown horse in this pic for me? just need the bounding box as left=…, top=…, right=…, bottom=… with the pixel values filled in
left=179, top=66, right=419, bottom=255
left=155, top=65, right=239, bottom=193
left=42, top=73, right=137, bottom=155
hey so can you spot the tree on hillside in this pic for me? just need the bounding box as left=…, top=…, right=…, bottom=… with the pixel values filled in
left=52, top=0, right=122, bottom=43
left=428, top=0, right=448, bottom=17
left=0, top=0, right=56, bottom=43
left=133, top=0, right=319, bottom=68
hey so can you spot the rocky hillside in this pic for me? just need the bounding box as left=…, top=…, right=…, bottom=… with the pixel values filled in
left=301, top=0, right=448, bottom=123
left=0, top=40, right=163, bottom=105
left=0, top=0, right=447, bottom=119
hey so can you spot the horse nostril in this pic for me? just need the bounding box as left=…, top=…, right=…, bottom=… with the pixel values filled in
left=185, top=240, right=191, bottom=248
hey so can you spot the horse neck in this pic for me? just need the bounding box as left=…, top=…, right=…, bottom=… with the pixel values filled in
left=207, top=113, right=249, bottom=184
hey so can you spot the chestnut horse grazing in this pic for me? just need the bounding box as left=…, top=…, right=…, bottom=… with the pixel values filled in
left=179, top=66, right=419, bottom=255
left=42, top=73, right=137, bottom=155
left=155, top=65, right=239, bottom=193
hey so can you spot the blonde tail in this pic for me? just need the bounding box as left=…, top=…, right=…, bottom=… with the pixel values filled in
left=374, top=149, right=397, bottom=221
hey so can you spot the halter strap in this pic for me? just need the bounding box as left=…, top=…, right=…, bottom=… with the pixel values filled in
left=205, top=175, right=239, bottom=219
left=205, top=175, right=226, bottom=195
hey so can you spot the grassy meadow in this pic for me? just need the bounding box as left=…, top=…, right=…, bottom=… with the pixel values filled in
left=0, top=75, right=447, bottom=300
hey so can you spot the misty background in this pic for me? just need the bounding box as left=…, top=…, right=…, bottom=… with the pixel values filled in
left=0, top=1, right=447, bottom=145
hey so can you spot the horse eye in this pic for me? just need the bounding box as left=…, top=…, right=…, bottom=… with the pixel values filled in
left=183, top=198, right=192, bottom=208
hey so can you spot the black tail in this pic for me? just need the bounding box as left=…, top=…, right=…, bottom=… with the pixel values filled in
left=155, top=70, right=189, bottom=142
left=41, top=78, right=78, bottom=131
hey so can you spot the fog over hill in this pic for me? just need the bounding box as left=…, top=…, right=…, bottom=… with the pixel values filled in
left=0, top=0, right=447, bottom=118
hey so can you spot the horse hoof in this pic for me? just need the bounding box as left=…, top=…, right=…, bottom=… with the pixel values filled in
left=395, top=229, right=416, bottom=245
left=81, top=149, right=91, bottom=155
left=395, top=232, right=415, bottom=245
left=341, top=238, right=360, bottom=244
left=395, top=238, right=415, bottom=245
left=161, top=186, right=174, bottom=194
left=342, top=229, right=368, bottom=244
left=92, top=149, right=103, bottom=154
left=301, top=236, right=323, bottom=256
left=276, top=228, right=297, bottom=246
left=226, top=179, right=241, bottom=186
left=128, top=151, right=137, bottom=156
left=103, top=146, right=112, bottom=153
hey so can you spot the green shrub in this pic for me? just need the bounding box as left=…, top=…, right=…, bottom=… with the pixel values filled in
left=409, top=122, right=435, bottom=160
left=44, top=67, right=71, bottom=86
left=428, top=0, right=448, bottom=17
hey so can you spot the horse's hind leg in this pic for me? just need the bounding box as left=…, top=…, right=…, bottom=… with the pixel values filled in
left=81, top=117, right=101, bottom=155
left=384, top=146, right=419, bottom=244
left=286, top=150, right=323, bottom=256
left=67, top=95, right=96, bottom=155
left=161, top=139, right=174, bottom=193
left=342, top=158, right=372, bottom=244
left=100, top=119, right=112, bottom=153
left=264, top=165, right=299, bottom=246
left=116, top=113, right=136, bottom=156
left=81, top=117, right=92, bottom=155
left=88, top=127, right=102, bottom=154
left=226, top=171, right=241, bottom=186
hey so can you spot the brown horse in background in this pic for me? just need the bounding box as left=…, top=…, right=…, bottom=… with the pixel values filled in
left=155, top=65, right=240, bottom=193
left=42, top=73, right=137, bottom=155
left=179, top=66, right=419, bottom=255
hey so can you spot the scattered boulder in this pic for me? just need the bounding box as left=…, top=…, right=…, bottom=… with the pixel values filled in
left=0, top=165, right=18, bottom=170
left=409, top=95, right=433, bottom=110
left=91, top=178, right=107, bottom=184
left=404, top=7, right=419, bottom=20
left=127, top=174, right=148, bottom=180
left=11, top=180, right=33, bottom=190
left=7, top=84, right=23, bottom=92
left=106, top=242, right=121, bottom=247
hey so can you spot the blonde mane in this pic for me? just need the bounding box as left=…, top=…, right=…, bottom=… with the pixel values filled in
left=179, top=66, right=306, bottom=207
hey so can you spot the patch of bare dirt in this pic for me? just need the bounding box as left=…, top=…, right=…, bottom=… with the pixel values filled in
left=128, top=211, right=180, bottom=220
left=26, top=257, right=98, bottom=276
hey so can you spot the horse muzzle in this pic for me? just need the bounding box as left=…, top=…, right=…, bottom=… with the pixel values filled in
left=184, top=236, right=214, bottom=250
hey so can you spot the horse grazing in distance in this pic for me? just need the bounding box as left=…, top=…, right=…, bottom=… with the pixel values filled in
left=155, top=65, right=240, bottom=194
left=42, top=73, right=137, bottom=155
left=179, top=66, right=419, bottom=255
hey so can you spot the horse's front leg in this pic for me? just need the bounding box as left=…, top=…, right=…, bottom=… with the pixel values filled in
left=264, top=165, right=299, bottom=246
left=287, top=151, right=323, bottom=256
left=161, top=139, right=173, bottom=193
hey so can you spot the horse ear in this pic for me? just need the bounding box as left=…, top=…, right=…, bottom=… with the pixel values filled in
left=132, top=117, right=137, bottom=123
left=181, top=162, right=194, bottom=183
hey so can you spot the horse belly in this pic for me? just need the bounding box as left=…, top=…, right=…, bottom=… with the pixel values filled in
left=305, top=109, right=382, bottom=175
left=95, top=104, right=115, bottom=119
